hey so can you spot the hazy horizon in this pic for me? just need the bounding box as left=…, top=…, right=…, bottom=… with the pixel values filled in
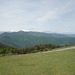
left=0, top=30, right=75, bottom=35
left=0, top=0, right=75, bottom=34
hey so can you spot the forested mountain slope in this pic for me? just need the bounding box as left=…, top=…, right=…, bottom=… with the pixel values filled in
left=0, top=31, right=75, bottom=48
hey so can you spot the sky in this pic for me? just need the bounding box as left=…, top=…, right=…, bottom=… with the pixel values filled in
left=0, top=0, right=75, bottom=34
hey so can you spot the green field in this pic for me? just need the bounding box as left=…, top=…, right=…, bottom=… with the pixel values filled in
left=0, top=48, right=75, bottom=75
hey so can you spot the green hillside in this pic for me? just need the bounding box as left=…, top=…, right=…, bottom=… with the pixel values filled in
left=0, top=31, right=75, bottom=48
left=0, top=43, right=17, bottom=55
left=0, top=43, right=9, bottom=49
left=0, top=48, right=75, bottom=75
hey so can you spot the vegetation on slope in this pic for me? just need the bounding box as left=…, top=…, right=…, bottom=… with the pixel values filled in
left=0, top=43, right=17, bottom=54
left=0, top=43, right=61, bottom=55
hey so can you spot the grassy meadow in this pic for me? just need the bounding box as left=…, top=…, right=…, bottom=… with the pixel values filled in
left=0, top=48, right=75, bottom=75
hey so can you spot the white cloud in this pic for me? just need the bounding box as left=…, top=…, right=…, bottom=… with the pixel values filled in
left=36, top=0, right=75, bottom=22
left=0, top=0, right=75, bottom=33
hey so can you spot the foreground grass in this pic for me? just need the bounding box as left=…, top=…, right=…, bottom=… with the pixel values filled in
left=0, top=48, right=75, bottom=75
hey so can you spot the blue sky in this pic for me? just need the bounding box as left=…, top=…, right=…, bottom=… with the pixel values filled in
left=0, top=0, right=75, bottom=34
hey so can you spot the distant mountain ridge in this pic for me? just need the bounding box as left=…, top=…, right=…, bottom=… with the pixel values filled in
left=0, top=31, right=75, bottom=48
left=0, top=31, right=75, bottom=38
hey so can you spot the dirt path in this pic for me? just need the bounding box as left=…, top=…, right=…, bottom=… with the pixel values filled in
left=18, top=47, right=75, bottom=55
left=37, top=47, right=75, bottom=54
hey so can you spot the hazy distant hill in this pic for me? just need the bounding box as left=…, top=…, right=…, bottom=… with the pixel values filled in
left=0, top=31, right=75, bottom=48
left=0, top=32, right=4, bottom=34
left=24, top=31, right=70, bottom=37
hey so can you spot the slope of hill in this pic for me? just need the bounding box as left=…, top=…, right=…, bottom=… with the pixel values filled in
left=0, top=31, right=75, bottom=48
left=0, top=48, right=75, bottom=75
left=0, top=43, right=9, bottom=49
left=0, top=43, right=17, bottom=54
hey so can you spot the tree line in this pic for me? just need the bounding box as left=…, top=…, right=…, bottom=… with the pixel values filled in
left=0, top=43, right=63, bottom=56
left=1, top=43, right=75, bottom=56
